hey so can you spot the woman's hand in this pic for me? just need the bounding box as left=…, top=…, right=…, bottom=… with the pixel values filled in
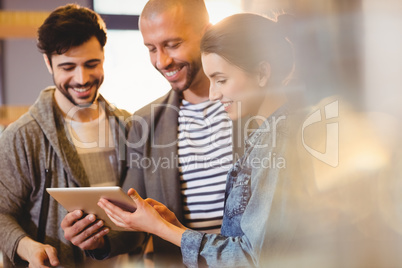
left=145, top=199, right=186, bottom=229
left=98, top=188, right=187, bottom=247
left=97, top=188, right=164, bottom=234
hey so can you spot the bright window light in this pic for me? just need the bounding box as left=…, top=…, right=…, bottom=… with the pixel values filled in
left=100, top=30, right=170, bottom=113
left=94, top=0, right=148, bottom=15
left=94, top=0, right=242, bottom=23
left=205, top=0, right=242, bottom=24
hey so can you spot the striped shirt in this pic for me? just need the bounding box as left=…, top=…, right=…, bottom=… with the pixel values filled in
left=178, top=99, right=233, bottom=233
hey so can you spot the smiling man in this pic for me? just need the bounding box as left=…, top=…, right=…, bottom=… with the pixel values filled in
left=139, top=1, right=209, bottom=103
left=0, top=4, right=145, bottom=268
left=49, top=36, right=104, bottom=108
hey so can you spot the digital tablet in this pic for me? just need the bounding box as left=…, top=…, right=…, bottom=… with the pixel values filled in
left=47, top=186, right=136, bottom=231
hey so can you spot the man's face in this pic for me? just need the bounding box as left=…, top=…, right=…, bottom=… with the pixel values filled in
left=140, top=7, right=205, bottom=92
left=46, top=36, right=105, bottom=106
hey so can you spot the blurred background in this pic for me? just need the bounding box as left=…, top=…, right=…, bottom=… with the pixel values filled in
left=1, top=0, right=400, bottom=115
left=1, top=0, right=402, bottom=267
left=0, top=0, right=245, bottom=117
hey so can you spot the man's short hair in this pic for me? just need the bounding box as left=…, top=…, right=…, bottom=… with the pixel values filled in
left=37, top=4, right=107, bottom=63
left=140, top=0, right=209, bottom=30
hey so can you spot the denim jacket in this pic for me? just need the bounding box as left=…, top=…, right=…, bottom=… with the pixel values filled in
left=181, top=106, right=291, bottom=267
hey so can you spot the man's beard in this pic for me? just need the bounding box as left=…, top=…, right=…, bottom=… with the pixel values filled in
left=158, top=59, right=202, bottom=93
left=53, top=76, right=102, bottom=107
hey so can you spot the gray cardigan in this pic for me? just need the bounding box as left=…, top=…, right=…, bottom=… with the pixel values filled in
left=0, top=87, right=146, bottom=267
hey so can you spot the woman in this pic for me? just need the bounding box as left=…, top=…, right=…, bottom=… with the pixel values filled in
left=98, top=13, right=297, bottom=267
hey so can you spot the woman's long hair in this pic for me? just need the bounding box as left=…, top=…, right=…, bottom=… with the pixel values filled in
left=201, top=13, right=294, bottom=86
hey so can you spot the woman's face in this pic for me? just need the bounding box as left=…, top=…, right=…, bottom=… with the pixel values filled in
left=202, top=52, right=263, bottom=120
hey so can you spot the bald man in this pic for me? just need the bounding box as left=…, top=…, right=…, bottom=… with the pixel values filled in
left=63, top=0, right=242, bottom=266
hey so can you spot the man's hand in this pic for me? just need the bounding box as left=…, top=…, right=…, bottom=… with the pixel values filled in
left=61, top=210, right=109, bottom=251
left=17, top=236, right=59, bottom=268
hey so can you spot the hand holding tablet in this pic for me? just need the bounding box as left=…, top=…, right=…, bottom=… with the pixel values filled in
left=47, top=186, right=136, bottom=231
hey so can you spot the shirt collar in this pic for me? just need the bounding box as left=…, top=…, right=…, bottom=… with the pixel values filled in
left=244, top=104, right=289, bottom=149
